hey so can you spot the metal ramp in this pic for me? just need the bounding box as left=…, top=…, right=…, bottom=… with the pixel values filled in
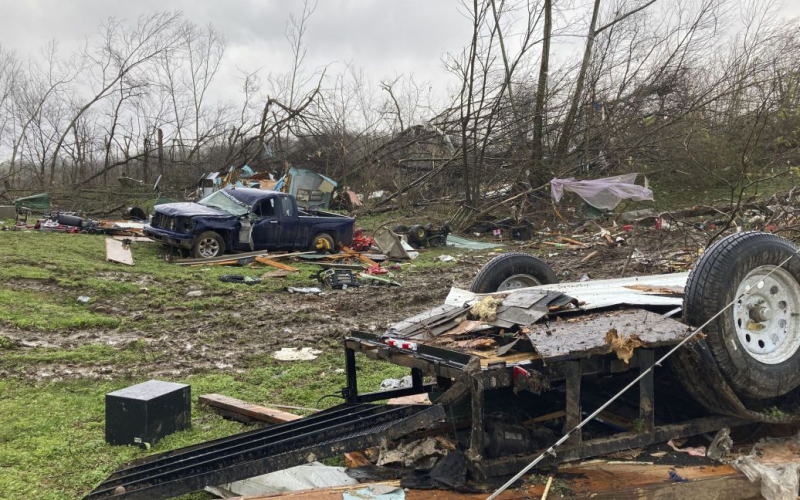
left=86, top=403, right=444, bottom=500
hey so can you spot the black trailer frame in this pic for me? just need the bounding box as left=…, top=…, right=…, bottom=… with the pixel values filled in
left=343, top=330, right=747, bottom=479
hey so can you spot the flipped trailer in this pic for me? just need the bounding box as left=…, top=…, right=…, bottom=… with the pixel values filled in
left=88, top=231, right=800, bottom=498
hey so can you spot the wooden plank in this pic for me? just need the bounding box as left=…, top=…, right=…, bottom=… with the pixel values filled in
left=559, top=236, right=588, bottom=247
left=190, top=259, right=243, bottom=267
left=199, top=394, right=302, bottom=424
left=580, top=250, right=600, bottom=263
left=105, top=238, right=134, bottom=266
left=175, top=250, right=314, bottom=266
left=342, top=246, right=379, bottom=267
left=254, top=256, right=299, bottom=272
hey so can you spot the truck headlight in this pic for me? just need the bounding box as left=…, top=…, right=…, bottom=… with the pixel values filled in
left=181, top=219, right=196, bottom=233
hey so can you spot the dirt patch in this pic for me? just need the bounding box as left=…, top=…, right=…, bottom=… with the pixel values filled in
left=0, top=229, right=706, bottom=381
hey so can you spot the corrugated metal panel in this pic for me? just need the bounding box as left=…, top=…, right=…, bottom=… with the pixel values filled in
left=445, top=272, right=689, bottom=311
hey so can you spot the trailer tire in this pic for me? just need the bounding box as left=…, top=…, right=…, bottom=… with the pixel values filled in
left=392, top=224, right=409, bottom=234
left=470, top=252, right=559, bottom=293
left=310, top=232, right=335, bottom=253
left=684, top=231, right=800, bottom=399
left=192, top=231, right=225, bottom=259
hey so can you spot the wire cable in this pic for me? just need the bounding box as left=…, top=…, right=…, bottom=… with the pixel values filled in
left=487, top=246, right=800, bottom=500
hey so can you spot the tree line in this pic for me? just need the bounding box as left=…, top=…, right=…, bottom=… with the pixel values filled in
left=0, top=0, right=797, bottom=211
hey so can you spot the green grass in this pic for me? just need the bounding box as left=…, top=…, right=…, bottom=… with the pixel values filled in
left=0, top=352, right=407, bottom=499
left=0, top=226, right=466, bottom=498
left=0, top=289, right=121, bottom=330
left=0, top=231, right=323, bottom=331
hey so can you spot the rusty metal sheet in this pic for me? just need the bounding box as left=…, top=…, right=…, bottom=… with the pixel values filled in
left=526, top=309, right=691, bottom=361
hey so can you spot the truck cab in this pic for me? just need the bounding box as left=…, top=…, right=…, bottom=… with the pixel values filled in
left=145, top=188, right=354, bottom=258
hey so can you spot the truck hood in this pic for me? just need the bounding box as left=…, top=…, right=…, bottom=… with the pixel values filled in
left=154, top=202, right=234, bottom=218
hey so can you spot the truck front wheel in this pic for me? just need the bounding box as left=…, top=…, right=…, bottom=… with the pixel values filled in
left=310, top=233, right=335, bottom=253
left=192, top=231, right=225, bottom=259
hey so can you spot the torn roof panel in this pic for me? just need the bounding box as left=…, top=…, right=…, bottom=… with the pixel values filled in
left=526, top=309, right=691, bottom=361
left=445, top=272, right=689, bottom=311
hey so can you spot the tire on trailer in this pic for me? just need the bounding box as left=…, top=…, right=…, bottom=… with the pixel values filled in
left=683, top=231, right=800, bottom=399
left=392, top=224, right=410, bottom=234
left=470, top=252, right=559, bottom=293
left=310, top=232, right=335, bottom=253
left=192, top=231, right=225, bottom=259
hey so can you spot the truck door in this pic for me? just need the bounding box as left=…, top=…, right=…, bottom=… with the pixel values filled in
left=251, top=197, right=282, bottom=249
left=276, top=197, right=299, bottom=249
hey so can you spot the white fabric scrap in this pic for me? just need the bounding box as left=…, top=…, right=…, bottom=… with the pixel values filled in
left=550, top=173, right=654, bottom=210
left=272, top=347, right=322, bottom=361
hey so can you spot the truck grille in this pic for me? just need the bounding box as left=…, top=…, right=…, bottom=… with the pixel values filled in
left=151, top=213, right=177, bottom=231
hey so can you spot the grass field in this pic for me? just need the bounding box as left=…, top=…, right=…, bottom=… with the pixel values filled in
left=0, top=231, right=420, bottom=499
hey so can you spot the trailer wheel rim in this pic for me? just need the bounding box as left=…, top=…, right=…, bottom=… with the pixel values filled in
left=198, top=237, right=220, bottom=258
left=497, top=274, right=542, bottom=291
left=733, top=265, right=800, bottom=365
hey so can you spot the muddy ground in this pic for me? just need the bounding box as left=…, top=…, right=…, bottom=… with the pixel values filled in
left=0, top=225, right=695, bottom=382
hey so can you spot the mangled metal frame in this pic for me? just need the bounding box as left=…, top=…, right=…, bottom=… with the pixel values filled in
left=341, top=272, right=749, bottom=478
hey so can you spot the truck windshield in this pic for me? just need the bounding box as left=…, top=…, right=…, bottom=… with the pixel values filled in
left=197, top=191, right=249, bottom=216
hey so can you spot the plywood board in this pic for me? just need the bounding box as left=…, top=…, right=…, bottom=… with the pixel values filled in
left=105, top=238, right=134, bottom=266
left=526, top=309, right=691, bottom=361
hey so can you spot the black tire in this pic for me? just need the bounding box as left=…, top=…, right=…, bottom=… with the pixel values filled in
left=409, top=224, right=428, bottom=246
left=684, top=231, right=800, bottom=399
left=310, top=232, right=335, bottom=253
left=471, top=253, right=559, bottom=293
left=192, top=231, right=225, bottom=259
left=392, top=224, right=409, bottom=234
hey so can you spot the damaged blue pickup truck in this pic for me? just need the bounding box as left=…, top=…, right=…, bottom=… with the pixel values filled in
left=144, top=188, right=355, bottom=258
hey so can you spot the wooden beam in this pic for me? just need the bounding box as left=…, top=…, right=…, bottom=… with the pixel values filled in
left=254, top=256, right=299, bottom=272
left=199, top=394, right=302, bottom=424
left=342, top=246, right=379, bottom=267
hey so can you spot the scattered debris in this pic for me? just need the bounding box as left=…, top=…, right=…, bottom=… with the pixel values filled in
left=668, top=469, right=689, bottom=482
left=380, top=376, right=412, bottom=391
left=604, top=329, right=644, bottom=364
left=208, top=462, right=359, bottom=497
left=377, top=436, right=454, bottom=469
left=186, top=290, right=203, bottom=297
left=707, top=427, right=733, bottom=461
left=219, top=275, right=261, bottom=285
left=470, top=296, right=504, bottom=322
left=272, top=347, right=322, bottom=361
left=550, top=173, right=654, bottom=210
left=733, top=434, right=800, bottom=500
left=77, top=296, right=92, bottom=304
left=105, top=238, right=134, bottom=266
left=318, top=268, right=360, bottom=289
left=342, top=484, right=405, bottom=500
left=435, top=255, right=456, bottom=262
left=447, top=234, right=502, bottom=250
left=667, top=438, right=707, bottom=457
left=286, top=287, right=323, bottom=295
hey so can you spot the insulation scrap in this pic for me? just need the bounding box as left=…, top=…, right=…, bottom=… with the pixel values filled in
left=440, top=320, right=484, bottom=336
left=470, top=296, right=504, bottom=322
left=453, top=338, right=497, bottom=350
left=604, top=328, right=644, bottom=363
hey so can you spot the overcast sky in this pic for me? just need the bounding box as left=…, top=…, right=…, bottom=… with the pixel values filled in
left=1, top=0, right=799, bottom=105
